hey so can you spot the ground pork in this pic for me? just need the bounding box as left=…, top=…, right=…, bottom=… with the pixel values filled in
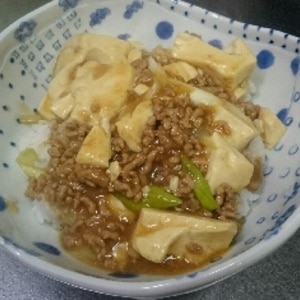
left=25, top=48, right=263, bottom=274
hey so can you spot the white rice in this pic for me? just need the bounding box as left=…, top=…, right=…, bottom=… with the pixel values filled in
left=243, top=135, right=265, bottom=161
left=236, top=189, right=260, bottom=219
left=18, top=121, right=51, bottom=167
left=237, top=135, right=264, bottom=218
left=32, top=199, right=60, bottom=229
left=18, top=121, right=57, bottom=228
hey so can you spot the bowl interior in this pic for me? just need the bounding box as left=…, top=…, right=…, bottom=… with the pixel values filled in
left=0, top=0, right=299, bottom=296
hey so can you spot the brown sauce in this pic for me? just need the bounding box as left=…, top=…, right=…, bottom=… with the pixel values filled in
left=25, top=45, right=260, bottom=276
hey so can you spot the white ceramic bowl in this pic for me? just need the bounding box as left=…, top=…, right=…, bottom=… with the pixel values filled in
left=0, top=0, right=299, bottom=298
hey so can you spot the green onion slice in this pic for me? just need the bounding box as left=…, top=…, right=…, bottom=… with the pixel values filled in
left=181, top=155, right=219, bottom=211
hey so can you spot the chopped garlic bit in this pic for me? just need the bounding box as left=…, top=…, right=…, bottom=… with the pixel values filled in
left=127, top=47, right=143, bottom=63
left=112, top=242, right=130, bottom=270
left=142, top=185, right=150, bottom=198
left=133, top=83, right=149, bottom=95
left=233, top=87, right=247, bottom=100
left=107, top=161, right=121, bottom=182
left=169, top=176, right=179, bottom=194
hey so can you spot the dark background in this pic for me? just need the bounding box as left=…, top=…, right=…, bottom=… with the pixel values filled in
left=195, top=0, right=300, bottom=37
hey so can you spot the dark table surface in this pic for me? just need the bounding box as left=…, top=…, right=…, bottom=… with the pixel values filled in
left=0, top=1, right=300, bottom=299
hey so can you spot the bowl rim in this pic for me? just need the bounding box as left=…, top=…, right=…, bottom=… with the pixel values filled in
left=2, top=210, right=299, bottom=298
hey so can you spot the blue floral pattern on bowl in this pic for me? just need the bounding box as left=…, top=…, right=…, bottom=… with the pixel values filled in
left=59, top=0, right=79, bottom=12
left=14, top=20, right=37, bottom=43
left=0, top=0, right=299, bottom=298
left=89, top=8, right=111, bottom=27
left=123, top=0, right=144, bottom=19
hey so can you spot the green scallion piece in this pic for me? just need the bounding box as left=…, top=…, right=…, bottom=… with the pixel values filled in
left=114, top=193, right=145, bottom=212
left=114, top=185, right=182, bottom=212
left=145, top=185, right=183, bottom=209
left=16, top=148, right=45, bottom=178
left=181, top=155, right=219, bottom=211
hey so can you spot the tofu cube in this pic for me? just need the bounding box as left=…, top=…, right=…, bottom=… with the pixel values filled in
left=132, top=208, right=237, bottom=264
left=163, top=61, right=198, bottom=82
left=171, top=33, right=256, bottom=91
left=203, top=133, right=254, bottom=192
left=76, top=125, right=112, bottom=167
left=116, top=100, right=153, bottom=152
left=190, top=88, right=258, bottom=150
left=258, top=107, right=286, bottom=149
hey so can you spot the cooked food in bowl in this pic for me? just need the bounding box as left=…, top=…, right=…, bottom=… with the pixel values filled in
left=17, top=32, right=285, bottom=275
